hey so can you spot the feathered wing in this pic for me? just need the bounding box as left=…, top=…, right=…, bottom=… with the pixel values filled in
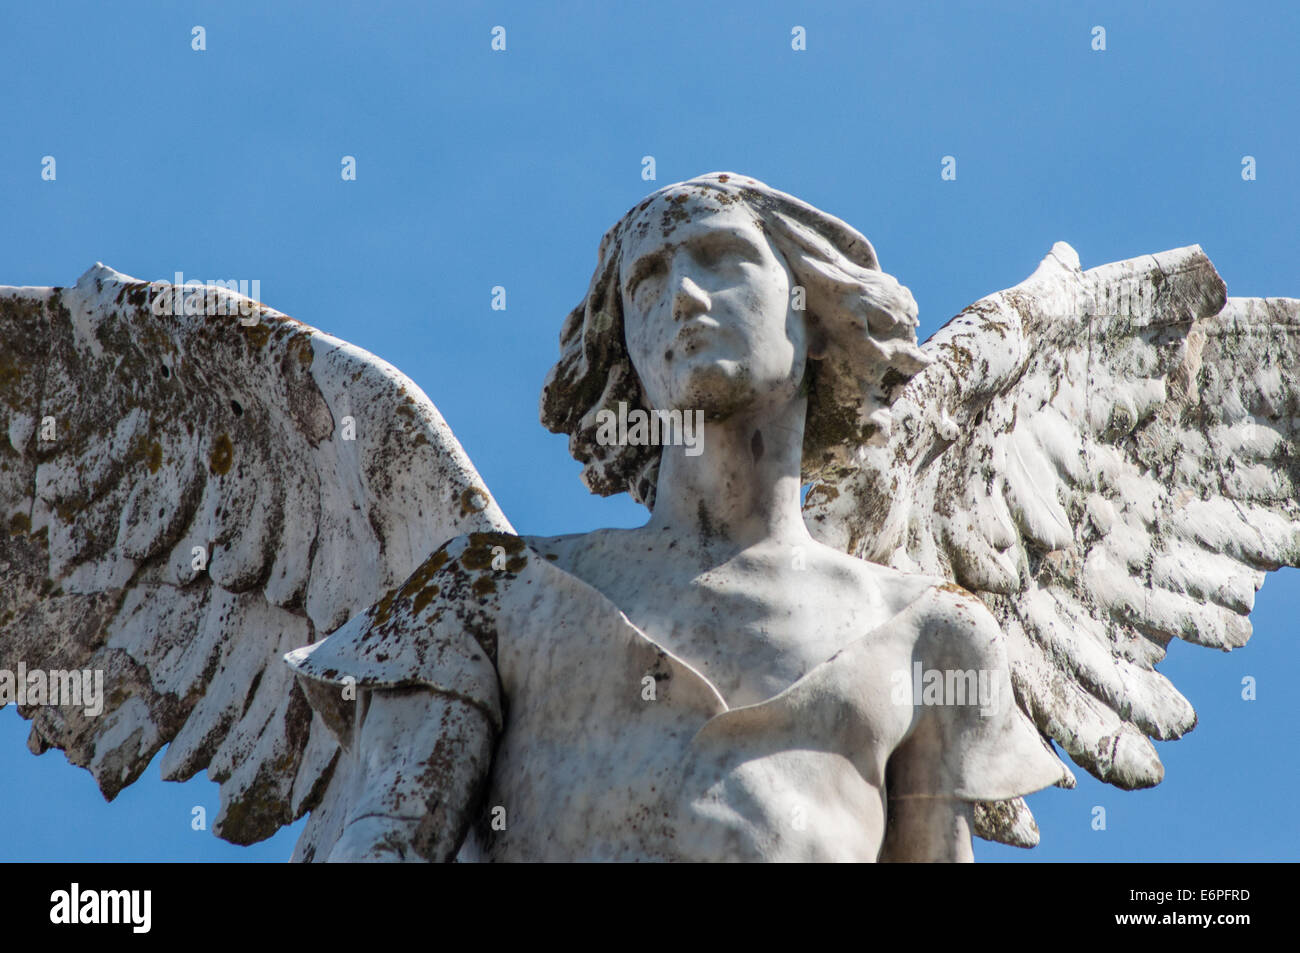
left=805, top=242, right=1300, bottom=847
left=0, top=264, right=511, bottom=852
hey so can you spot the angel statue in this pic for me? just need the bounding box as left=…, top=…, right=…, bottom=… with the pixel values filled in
left=1, top=172, right=1296, bottom=862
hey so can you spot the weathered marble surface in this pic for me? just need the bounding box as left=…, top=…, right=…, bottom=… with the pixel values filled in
left=289, top=532, right=1064, bottom=861
left=0, top=264, right=509, bottom=845
left=2, top=173, right=1297, bottom=860
left=807, top=243, right=1300, bottom=804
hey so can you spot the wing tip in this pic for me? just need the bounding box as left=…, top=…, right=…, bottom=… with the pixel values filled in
left=75, top=262, right=140, bottom=288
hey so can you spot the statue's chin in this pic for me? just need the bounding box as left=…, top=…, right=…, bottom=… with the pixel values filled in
left=665, top=358, right=756, bottom=421
left=664, top=358, right=801, bottom=424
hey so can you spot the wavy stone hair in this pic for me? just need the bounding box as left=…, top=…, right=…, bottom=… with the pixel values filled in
left=540, top=172, right=931, bottom=510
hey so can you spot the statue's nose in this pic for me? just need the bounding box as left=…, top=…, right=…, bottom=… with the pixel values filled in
left=672, top=275, right=711, bottom=321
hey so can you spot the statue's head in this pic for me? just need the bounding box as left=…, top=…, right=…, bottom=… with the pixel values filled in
left=541, top=172, right=929, bottom=508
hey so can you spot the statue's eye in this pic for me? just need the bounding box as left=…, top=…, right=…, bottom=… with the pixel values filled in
left=694, top=235, right=757, bottom=270
left=692, top=243, right=721, bottom=268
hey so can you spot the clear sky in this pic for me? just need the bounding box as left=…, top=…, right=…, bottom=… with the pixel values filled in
left=1, top=0, right=1297, bottom=861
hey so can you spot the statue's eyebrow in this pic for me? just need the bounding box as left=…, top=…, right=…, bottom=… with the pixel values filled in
left=698, top=229, right=765, bottom=259
left=624, top=247, right=668, bottom=294
left=624, top=230, right=763, bottom=294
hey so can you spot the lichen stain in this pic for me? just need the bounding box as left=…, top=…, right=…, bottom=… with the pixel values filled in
left=806, top=483, right=839, bottom=505
left=411, top=585, right=440, bottom=616
left=458, top=486, right=490, bottom=517
left=209, top=433, right=234, bottom=475
left=399, top=549, right=449, bottom=601
left=241, top=322, right=272, bottom=350
left=461, top=532, right=525, bottom=570
left=290, top=335, right=314, bottom=368
left=936, top=580, right=976, bottom=599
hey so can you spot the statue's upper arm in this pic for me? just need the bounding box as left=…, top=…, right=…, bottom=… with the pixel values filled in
left=287, top=533, right=514, bottom=745
left=881, top=585, right=1064, bottom=859
left=328, top=686, right=496, bottom=862
left=286, top=532, right=526, bottom=861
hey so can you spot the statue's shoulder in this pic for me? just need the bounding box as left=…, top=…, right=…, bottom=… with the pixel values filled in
left=805, top=542, right=952, bottom=628
left=912, top=580, right=1005, bottom=658
left=814, top=546, right=1005, bottom=669
left=517, top=527, right=621, bottom=573
left=889, top=575, right=1010, bottom=677
left=876, top=575, right=1068, bottom=801
left=284, top=531, right=534, bottom=721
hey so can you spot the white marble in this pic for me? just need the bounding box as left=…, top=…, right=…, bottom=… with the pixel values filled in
left=3, top=173, right=1298, bottom=860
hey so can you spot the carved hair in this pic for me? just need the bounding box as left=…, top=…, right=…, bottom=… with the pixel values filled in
left=540, top=172, right=930, bottom=509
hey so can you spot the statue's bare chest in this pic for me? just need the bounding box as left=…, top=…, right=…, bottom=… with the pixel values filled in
left=478, top=545, right=925, bottom=861
left=531, top=530, right=917, bottom=709
left=593, top=570, right=869, bottom=708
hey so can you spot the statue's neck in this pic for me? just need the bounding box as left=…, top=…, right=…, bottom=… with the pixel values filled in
left=645, top=396, right=812, bottom=553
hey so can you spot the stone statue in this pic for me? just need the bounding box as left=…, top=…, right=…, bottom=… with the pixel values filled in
left=2, top=173, right=1296, bottom=861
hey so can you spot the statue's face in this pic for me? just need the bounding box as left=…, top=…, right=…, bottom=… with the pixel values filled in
left=619, top=190, right=816, bottom=420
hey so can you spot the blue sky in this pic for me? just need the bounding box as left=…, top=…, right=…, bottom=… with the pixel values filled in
left=1, top=0, right=1297, bottom=861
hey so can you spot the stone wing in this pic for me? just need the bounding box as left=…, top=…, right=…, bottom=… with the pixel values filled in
left=805, top=242, right=1299, bottom=846
left=0, top=264, right=510, bottom=847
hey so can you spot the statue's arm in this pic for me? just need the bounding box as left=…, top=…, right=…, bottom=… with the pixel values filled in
left=878, top=693, right=976, bottom=862
left=327, top=687, right=496, bottom=862
left=286, top=534, right=521, bottom=861
left=879, top=793, right=975, bottom=862
left=876, top=585, right=1067, bottom=862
